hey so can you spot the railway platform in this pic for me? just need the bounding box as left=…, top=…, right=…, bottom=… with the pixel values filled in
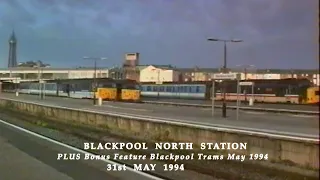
left=0, top=93, right=318, bottom=137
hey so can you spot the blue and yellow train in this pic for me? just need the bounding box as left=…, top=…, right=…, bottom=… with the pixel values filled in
left=1, top=78, right=141, bottom=102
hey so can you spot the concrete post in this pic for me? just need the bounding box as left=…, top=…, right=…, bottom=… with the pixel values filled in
left=249, top=98, right=254, bottom=106
left=98, top=97, right=102, bottom=106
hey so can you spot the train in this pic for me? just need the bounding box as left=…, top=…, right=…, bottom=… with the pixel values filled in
left=0, top=78, right=141, bottom=102
left=139, top=78, right=319, bottom=104
left=0, top=78, right=318, bottom=104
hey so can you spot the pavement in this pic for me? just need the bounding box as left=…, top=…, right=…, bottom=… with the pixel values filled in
left=141, top=97, right=319, bottom=111
left=0, top=118, right=163, bottom=180
left=0, top=93, right=319, bottom=137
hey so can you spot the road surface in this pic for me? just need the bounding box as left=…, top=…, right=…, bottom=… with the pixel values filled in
left=0, top=93, right=319, bottom=137
left=141, top=97, right=319, bottom=111
left=0, top=118, right=163, bottom=180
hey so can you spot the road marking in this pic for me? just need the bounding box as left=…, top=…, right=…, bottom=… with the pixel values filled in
left=0, top=119, right=164, bottom=180
left=291, top=114, right=318, bottom=118
left=100, top=105, right=151, bottom=112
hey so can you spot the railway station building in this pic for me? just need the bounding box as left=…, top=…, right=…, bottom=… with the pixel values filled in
left=178, top=68, right=319, bottom=85
left=0, top=67, right=109, bottom=81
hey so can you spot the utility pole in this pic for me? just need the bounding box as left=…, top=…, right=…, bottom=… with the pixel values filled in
left=83, top=57, right=107, bottom=105
left=207, top=38, right=243, bottom=118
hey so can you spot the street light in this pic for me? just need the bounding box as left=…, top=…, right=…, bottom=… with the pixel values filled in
left=207, top=38, right=243, bottom=118
left=83, top=56, right=107, bottom=105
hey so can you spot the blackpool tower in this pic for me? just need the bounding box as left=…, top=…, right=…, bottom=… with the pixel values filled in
left=8, top=30, right=17, bottom=68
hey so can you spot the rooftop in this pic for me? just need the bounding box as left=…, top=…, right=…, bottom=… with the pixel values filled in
left=177, top=68, right=319, bottom=74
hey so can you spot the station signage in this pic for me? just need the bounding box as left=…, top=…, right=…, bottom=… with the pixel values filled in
left=213, top=73, right=240, bottom=80
left=239, top=82, right=254, bottom=86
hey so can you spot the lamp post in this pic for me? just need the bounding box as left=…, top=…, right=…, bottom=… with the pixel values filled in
left=207, top=38, right=243, bottom=118
left=37, top=60, right=44, bottom=100
left=83, top=56, right=107, bottom=105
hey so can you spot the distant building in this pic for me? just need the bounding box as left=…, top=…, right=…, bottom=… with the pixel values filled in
left=8, top=31, right=17, bottom=68
left=123, top=53, right=140, bottom=67
left=0, top=67, right=108, bottom=80
left=139, top=65, right=179, bottom=83
left=176, top=67, right=319, bottom=85
left=122, top=53, right=140, bottom=81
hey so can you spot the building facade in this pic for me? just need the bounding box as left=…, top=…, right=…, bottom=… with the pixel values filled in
left=139, top=65, right=179, bottom=83
left=177, top=68, right=319, bottom=85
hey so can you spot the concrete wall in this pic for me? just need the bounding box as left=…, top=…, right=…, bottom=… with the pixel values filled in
left=0, top=98, right=318, bottom=171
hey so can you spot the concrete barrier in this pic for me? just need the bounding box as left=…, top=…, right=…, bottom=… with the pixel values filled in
left=143, top=101, right=319, bottom=116
left=2, top=92, right=318, bottom=115
left=0, top=98, right=318, bottom=171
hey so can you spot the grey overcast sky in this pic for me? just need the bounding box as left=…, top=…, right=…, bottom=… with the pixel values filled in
left=0, top=0, right=318, bottom=69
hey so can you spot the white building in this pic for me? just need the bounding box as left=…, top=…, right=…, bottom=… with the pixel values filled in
left=0, top=67, right=109, bottom=80
left=139, top=65, right=179, bottom=83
